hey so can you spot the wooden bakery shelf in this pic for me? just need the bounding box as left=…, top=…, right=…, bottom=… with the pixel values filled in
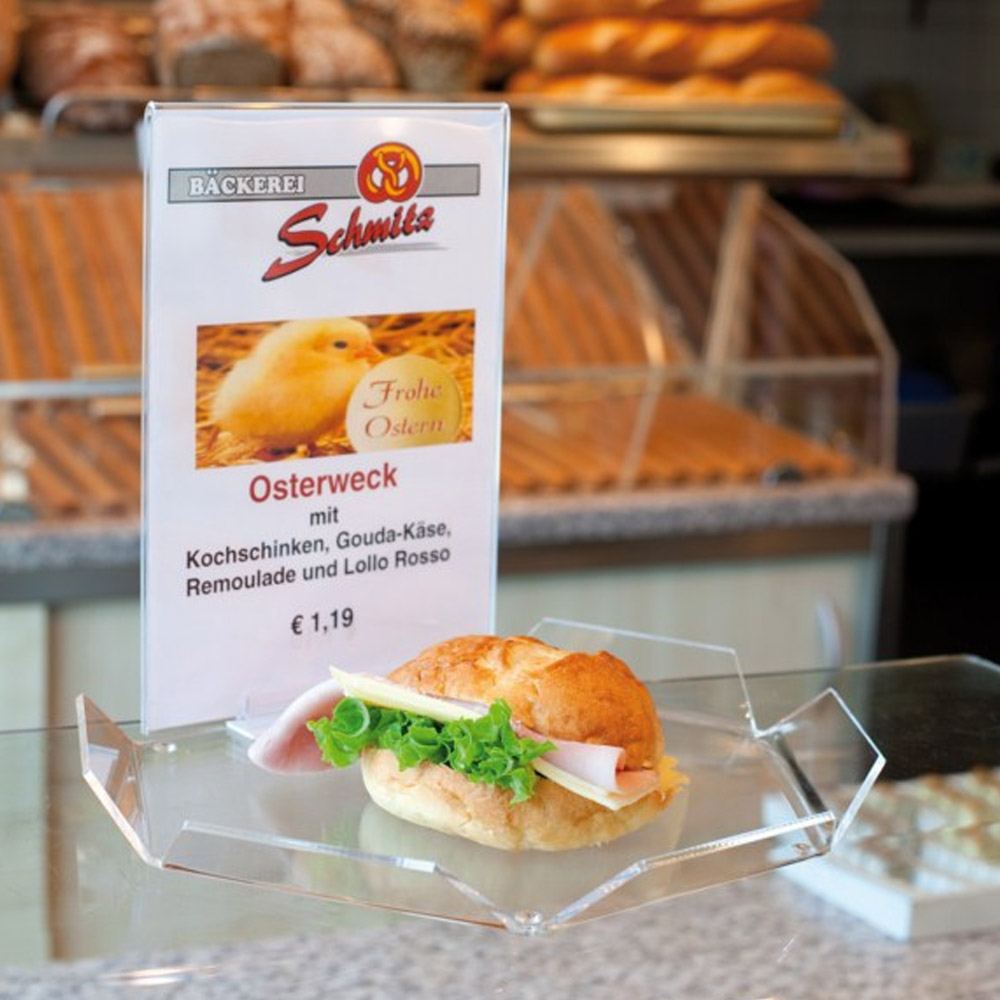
left=499, top=179, right=895, bottom=494
left=507, top=104, right=908, bottom=182
left=0, top=172, right=896, bottom=522
left=0, top=85, right=909, bottom=182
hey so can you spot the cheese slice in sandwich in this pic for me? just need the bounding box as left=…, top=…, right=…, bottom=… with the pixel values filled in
left=329, top=667, right=677, bottom=811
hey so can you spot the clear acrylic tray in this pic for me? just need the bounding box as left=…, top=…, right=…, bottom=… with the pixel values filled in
left=77, top=620, right=884, bottom=934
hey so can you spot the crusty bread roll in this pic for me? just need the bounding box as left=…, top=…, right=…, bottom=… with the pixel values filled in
left=510, top=67, right=842, bottom=105
left=533, top=18, right=834, bottom=79
left=522, top=0, right=820, bottom=24
left=19, top=4, right=151, bottom=131
left=363, top=748, right=678, bottom=851
left=359, top=634, right=683, bottom=851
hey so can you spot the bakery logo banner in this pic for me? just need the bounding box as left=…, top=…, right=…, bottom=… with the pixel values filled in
left=142, top=104, right=509, bottom=732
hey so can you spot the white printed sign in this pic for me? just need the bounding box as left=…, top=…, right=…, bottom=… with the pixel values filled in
left=142, top=103, right=509, bottom=732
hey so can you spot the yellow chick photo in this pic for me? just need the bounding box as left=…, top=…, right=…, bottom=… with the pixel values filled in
left=211, top=317, right=381, bottom=450
left=195, top=310, right=475, bottom=469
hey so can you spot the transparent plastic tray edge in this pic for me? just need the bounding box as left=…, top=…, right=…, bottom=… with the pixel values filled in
left=76, top=623, right=885, bottom=934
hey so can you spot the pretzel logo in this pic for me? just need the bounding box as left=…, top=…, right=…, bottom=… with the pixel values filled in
left=357, top=142, right=423, bottom=204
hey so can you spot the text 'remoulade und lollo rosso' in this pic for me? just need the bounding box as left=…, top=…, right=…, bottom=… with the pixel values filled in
left=249, top=634, right=688, bottom=851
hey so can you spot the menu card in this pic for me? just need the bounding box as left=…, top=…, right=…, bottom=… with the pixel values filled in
left=142, top=103, right=509, bottom=732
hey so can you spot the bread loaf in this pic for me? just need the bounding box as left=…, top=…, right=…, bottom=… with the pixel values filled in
left=523, top=0, right=820, bottom=24
left=484, top=14, right=542, bottom=81
left=291, top=0, right=353, bottom=24
left=392, top=0, right=492, bottom=91
left=350, top=0, right=398, bottom=43
left=20, top=4, right=151, bottom=131
left=153, top=0, right=289, bottom=86
left=511, top=67, right=842, bottom=104
left=288, top=0, right=398, bottom=88
left=533, top=18, right=834, bottom=79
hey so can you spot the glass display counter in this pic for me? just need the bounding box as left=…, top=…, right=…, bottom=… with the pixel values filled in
left=2, top=654, right=1000, bottom=999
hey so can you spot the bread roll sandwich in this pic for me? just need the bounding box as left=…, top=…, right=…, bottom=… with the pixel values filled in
left=250, top=634, right=687, bottom=851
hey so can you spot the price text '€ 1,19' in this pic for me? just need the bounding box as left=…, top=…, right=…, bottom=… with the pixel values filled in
left=291, top=608, right=355, bottom=636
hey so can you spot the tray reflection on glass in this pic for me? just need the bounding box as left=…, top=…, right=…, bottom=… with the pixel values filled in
left=77, top=620, right=883, bottom=934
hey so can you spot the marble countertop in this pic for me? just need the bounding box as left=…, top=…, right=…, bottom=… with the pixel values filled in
left=0, top=472, right=916, bottom=574
left=2, top=657, right=996, bottom=1000
left=2, top=868, right=995, bottom=1000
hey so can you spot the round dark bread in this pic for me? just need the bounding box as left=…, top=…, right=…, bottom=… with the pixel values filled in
left=359, top=634, right=682, bottom=851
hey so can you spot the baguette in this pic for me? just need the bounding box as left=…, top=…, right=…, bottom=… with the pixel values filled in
left=533, top=18, right=834, bottom=79
left=523, top=0, right=820, bottom=23
left=511, top=67, right=843, bottom=105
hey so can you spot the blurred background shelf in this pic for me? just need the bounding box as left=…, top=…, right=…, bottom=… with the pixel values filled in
left=0, top=98, right=909, bottom=181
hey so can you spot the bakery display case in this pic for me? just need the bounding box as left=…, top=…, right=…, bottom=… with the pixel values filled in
left=3, top=7, right=998, bottom=998
left=1, top=0, right=908, bottom=177
left=501, top=179, right=894, bottom=494
left=0, top=1, right=915, bottom=731
left=0, top=164, right=913, bottom=728
left=0, top=171, right=896, bottom=514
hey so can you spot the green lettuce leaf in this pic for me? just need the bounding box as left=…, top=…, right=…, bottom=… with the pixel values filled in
left=307, top=697, right=555, bottom=803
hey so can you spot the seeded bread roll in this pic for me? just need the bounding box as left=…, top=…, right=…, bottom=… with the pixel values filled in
left=288, top=0, right=398, bottom=88
left=391, top=0, right=492, bottom=91
left=19, top=4, right=151, bottom=131
left=359, top=634, right=683, bottom=851
left=350, top=0, right=398, bottom=43
left=289, top=24, right=398, bottom=87
left=533, top=18, right=834, bottom=79
left=153, top=0, right=289, bottom=86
